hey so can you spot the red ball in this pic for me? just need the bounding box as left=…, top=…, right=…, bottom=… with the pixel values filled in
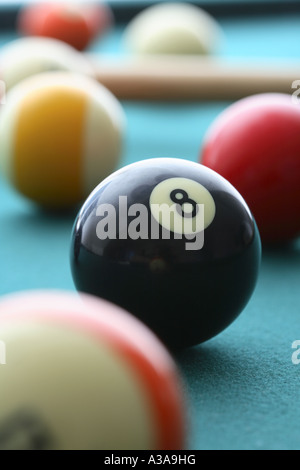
left=17, top=2, right=113, bottom=51
left=200, top=93, right=300, bottom=243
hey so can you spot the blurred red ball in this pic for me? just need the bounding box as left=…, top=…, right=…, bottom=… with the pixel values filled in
left=17, top=2, right=113, bottom=51
left=201, top=93, right=300, bottom=244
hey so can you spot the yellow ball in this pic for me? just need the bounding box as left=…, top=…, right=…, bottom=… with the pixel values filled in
left=0, top=72, right=126, bottom=209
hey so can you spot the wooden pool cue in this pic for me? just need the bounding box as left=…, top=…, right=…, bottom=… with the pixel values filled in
left=89, top=55, right=300, bottom=100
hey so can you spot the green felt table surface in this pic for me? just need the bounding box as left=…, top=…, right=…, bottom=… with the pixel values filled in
left=1, top=4, right=300, bottom=451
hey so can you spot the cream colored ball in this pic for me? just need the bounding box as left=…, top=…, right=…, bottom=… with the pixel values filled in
left=123, top=2, right=223, bottom=55
left=0, top=37, right=96, bottom=91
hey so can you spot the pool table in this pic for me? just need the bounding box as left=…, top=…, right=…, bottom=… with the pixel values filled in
left=1, top=0, right=300, bottom=451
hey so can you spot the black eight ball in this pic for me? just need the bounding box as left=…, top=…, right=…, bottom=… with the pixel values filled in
left=70, top=158, right=261, bottom=349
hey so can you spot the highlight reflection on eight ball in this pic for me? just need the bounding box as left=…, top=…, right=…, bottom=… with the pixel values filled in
left=70, top=158, right=261, bottom=349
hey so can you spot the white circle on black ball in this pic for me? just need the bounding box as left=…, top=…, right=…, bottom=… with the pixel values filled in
left=149, top=177, right=216, bottom=235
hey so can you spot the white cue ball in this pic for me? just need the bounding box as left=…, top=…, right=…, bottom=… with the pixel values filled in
left=0, top=37, right=96, bottom=90
left=123, top=2, right=223, bottom=55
